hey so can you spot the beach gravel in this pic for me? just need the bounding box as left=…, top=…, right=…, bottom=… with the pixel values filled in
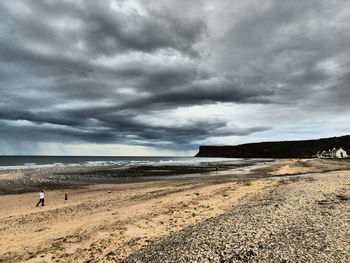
left=123, top=172, right=350, bottom=263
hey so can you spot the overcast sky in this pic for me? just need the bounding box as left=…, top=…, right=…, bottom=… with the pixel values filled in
left=1, top=0, right=350, bottom=156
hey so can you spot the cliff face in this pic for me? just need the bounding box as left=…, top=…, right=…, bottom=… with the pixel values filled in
left=195, top=135, right=350, bottom=158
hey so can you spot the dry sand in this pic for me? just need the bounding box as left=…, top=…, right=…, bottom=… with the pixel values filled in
left=0, top=158, right=349, bottom=262
left=0, top=179, right=272, bottom=262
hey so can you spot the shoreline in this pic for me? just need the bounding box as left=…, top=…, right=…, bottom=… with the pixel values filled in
left=3, top=157, right=347, bottom=196
left=0, top=159, right=271, bottom=195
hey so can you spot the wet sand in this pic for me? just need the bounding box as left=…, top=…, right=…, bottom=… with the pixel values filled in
left=0, top=159, right=264, bottom=195
left=0, top=158, right=349, bottom=262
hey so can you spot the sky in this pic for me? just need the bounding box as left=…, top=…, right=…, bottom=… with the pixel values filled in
left=1, top=0, right=350, bottom=156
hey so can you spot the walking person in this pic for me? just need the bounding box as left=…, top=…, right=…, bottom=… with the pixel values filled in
left=36, top=190, right=45, bottom=207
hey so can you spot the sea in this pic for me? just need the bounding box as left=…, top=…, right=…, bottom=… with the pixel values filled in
left=0, top=156, right=237, bottom=170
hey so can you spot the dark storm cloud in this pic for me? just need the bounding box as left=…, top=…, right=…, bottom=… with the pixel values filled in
left=0, top=115, right=270, bottom=149
left=122, top=76, right=276, bottom=110
left=1, top=0, right=206, bottom=57
left=1, top=0, right=350, bottom=153
left=0, top=109, right=81, bottom=127
left=215, top=0, right=350, bottom=100
left=0, top=120, right=115, bottom=144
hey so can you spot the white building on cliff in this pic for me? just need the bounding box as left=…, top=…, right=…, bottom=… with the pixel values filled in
left=316, top=148, right=348, bottom=158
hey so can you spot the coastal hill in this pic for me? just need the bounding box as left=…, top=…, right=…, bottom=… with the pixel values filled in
left=195, top=135, right=350, bottom=158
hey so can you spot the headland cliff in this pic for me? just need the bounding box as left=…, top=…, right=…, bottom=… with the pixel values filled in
left=195, top=135, right=350, bottom=158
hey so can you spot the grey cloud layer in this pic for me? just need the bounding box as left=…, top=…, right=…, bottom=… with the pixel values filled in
left=1, top=0, right=350, bottom=151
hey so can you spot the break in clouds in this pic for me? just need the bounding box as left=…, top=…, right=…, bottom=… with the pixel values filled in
left=1, top=0, right=350, bottom=155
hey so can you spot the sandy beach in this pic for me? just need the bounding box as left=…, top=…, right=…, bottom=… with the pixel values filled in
left=0, top=158, right=349, bottom=262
